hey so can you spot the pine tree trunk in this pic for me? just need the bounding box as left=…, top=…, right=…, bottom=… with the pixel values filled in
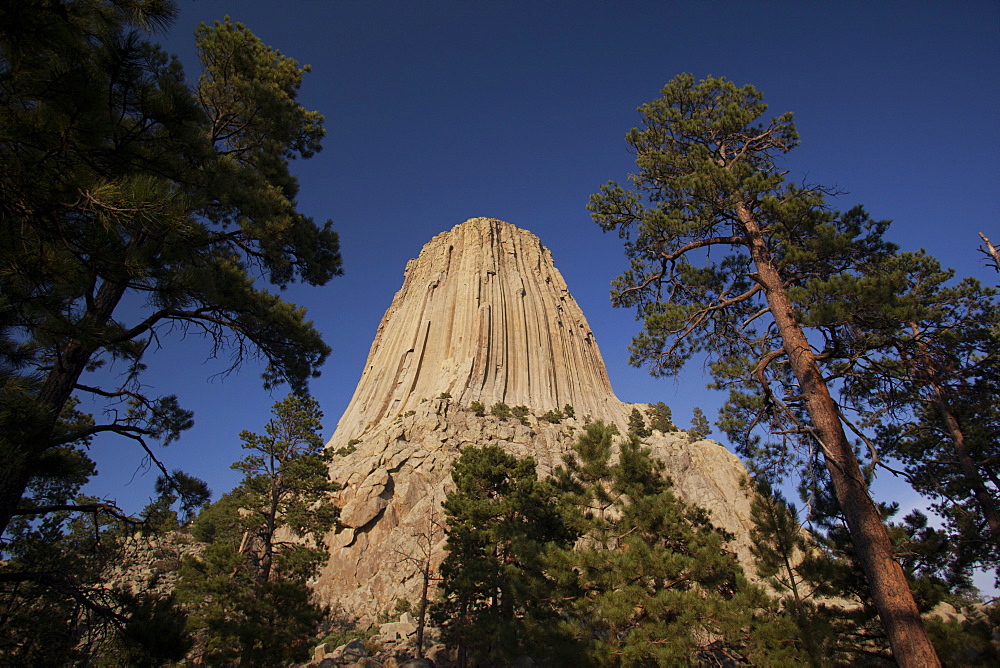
left=740, top=208, right=939, bottom=667
left=416, top=560, right=430, bottom=658
left=0, top=278, right=128, bottom=537
left=909, top=329, right=1000, bottom=546
left=261, top=477, right=277, bottom=585
left=930, top=385, right=1000, bottom=542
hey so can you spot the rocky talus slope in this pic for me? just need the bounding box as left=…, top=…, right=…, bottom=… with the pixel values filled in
left=314, top=218, right=756, bottom=619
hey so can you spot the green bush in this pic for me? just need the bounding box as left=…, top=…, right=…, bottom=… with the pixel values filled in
left=491, top=402, right=511, bottom=420
left=470, top=401, right=486, bottom=417
left=542, top=409, right=564, bottom=424
left=336, top=439, right=361, bottom=456
left=512, top=405, right=530, bottom=425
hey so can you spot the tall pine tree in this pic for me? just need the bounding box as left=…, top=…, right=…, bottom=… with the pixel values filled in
left=431, top=445, right=574, bottom=667
left=589, top=73, right=937, bottom=664
left=0, top=0, right=341, bottom=537
left=176, top=394, right=338, bottom=664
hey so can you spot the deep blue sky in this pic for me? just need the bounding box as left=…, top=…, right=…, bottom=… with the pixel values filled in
left=83, top=0, right=999, bottom=527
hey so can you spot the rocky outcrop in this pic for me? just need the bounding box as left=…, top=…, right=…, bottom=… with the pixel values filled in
left=315, top=218, right=756, bottom=620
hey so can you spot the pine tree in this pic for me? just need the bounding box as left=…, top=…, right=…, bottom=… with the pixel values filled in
left=490, top=402, right=511, bottom=420
left=788, top=473, right=990, bottom=664
left=834, top=251, right=1000, bottom=579
left=431, top=445, right=574, bottom=667
left=0, top=489, right=191, bottom=664
left=589, top=73, right=937, bottom=664
left=176, top=394, right=338, bottom=664
left=0, top=0, right=341, bottom=537
left=548, top=422, right=801, bottom=666
left=0, top=397, right=192, bottom=662
left=141, top=470, right=212, bottom=531
left=748, top=481, right=831, bottom=666
left=627, top=406, right=651, bottom=437
left=646, top=401, right=676, bottom=432
left=688, top=406, right=712, bottom=441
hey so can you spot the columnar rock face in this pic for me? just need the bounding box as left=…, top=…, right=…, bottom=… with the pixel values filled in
left=315, top=218, right=756, bottom=619
left=332, top=217, right=628, bottom=442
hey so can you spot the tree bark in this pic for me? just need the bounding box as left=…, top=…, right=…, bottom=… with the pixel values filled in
left=0, top=278, right=128, bottom=538
left=929, top=381, right=1000, bottom=543
left=908, top=327, right=1000, bottom=546
left=739, top=205, right=940, bottom=667
left=416, top=559, right=430, bottom=658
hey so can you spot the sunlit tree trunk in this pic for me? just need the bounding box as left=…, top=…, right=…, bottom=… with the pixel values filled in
left=742, top=207, right=939, bottom=667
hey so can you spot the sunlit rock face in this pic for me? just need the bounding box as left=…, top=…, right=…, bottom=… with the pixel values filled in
left=314, top=218, right=755, bottom=620
left=331, top=217, right=629, bottom=440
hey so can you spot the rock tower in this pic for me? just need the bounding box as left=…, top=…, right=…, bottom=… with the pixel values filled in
left=332, top=216, right=629, bottom=439
left=315, top=218, right=756, bottom=618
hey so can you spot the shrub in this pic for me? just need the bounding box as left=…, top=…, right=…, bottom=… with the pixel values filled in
left=512, top=405, right=530, bottom=425
left=336, top=440, right=359, bottom=457
left=542, top=409, right=564, bottom=424
left=490, top=402, right=511, bottom=420
left=470, top=401, right=486, bottom=417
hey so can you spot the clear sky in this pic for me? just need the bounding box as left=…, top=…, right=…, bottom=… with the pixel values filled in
left=82, top=0, right=999, bottom=539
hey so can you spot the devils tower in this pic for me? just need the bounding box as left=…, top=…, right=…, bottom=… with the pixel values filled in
left=331, top=216, right=629, bottom=438
left=315, top=218, right=756, bottom=618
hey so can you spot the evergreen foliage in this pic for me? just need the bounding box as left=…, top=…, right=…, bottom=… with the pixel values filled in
left=688, top=406, right=712, bottom=441
left=0, top=397, right=193, bottom=662
left=547, top=422, right=800, bottom=665
left=627, top=407, right=650, bottom=438
left=469, top=401, right=486, bottom=417
left=834, top=252, right=1000, bottom=581
left=175, top=394, right=338, bottom=664
left=431, top=445, right=575, bottom=666
left=589, top=73, right=938, bottom=662
left=141, top=470, right=212, bottom=531
left=541, top=408, right=564, bottom=423
left=748, top=481, right=830, bottom=665
left=0, top=492, right=191, bottom=664
left=646, top=401, right=676, bottom=432
left=490, top=402, right=511, bottom=420
left=750, top=474, right=996, bottom=665
left=0, top=0, right=341, bottom=538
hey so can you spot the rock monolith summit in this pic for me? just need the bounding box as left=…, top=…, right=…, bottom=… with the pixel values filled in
left=315, top=218, right=756, bottom=618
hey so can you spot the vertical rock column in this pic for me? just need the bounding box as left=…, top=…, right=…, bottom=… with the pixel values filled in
left=330, top=218, right=627, bottom=441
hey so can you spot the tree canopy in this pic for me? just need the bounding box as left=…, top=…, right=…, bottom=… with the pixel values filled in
left=0, top=0, right=341, bottom=537
left=176, top=393, right=338, bottom=664
left=431, top=445, right=574, bottom=667
left=547, top=422, right=797, bottom=666
left=589, top=73, right=940, bottom=665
